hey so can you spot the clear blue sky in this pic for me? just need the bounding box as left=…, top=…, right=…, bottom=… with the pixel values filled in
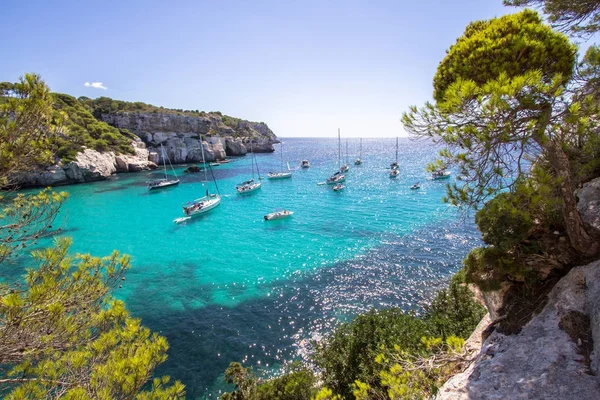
left=2, top=0, right=515, bottom=137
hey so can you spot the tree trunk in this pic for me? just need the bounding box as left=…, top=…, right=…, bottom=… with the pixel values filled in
left=534, top=105, right=599, bottom=257
left=543, top=139, right=599, bottom=256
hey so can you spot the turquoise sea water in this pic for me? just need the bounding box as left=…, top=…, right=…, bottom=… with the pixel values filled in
left=19, top=138, right=481, bottom=398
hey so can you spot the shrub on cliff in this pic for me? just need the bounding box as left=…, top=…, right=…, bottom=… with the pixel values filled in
left=52, top=93, right=135, bottom=161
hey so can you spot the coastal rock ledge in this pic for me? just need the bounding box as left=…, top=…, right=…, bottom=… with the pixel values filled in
left=435, top=259, right=600, bottom=400
left=15, top=139, right=157, bottom=187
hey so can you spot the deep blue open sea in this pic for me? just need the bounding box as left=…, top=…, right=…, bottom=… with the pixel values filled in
left=16, top=137, right=481, bottom=398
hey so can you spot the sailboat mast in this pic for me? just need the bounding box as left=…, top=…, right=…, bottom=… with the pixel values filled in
left=200, top=136, right=209, bottom=195
left=346, top=140, right=349, bottom=164
left=338, top=128, right=341, bottom=168
left=360, top=138, right=362, bottom=157
left=280, top=141, right=283, bottom=172
left=251, top=141, right=255, bottom=180
left=161, top=144, right=167, bottom=180
left=395, top=137, right=398, bottom=163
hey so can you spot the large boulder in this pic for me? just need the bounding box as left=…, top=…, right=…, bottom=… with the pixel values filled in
left=435, top=259, right=600, bottom=400
left=225, top=137, right=247, bottom=156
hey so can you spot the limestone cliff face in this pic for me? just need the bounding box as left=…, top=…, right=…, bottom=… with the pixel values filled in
left=436, top=259, right=600, bottom=400
left=15, top=139, right=156, bottom=187
left=98, top=112, right=277, bottom=164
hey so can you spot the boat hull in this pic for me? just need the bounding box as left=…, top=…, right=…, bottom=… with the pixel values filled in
left=264, top=211, right=294, bottom=220
left=148, top=179, right=180, bottom=190
left=236, top=182, right=262, bottom=194
left=432, top=172, right=451, bottom=180
left=268, top=172, right=292, bottom=179
left=183, top=195, right=221, bottom=216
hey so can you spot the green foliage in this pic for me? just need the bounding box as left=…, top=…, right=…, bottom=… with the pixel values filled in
left=51, top=93, right=134, bottom=161
left=504, top=0, right=600, bottom=36
left=433, top=10, right=576, bottom=102
left=221, top=362, right=316, bottom=400
left=0, top=238, right=185, bottom=398
left=373, top=335, right=466, bottom=400
left=424, top=281, right=487, bottom=339
left=314, top=281, right=485, bottom=399
left=0, top=73, right=59, bottom=186
left=0, top=189, right=68, bottom=263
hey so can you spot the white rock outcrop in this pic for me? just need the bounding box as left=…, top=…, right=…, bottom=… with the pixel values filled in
left=435, top=259, right=600, bottom=400
left=14, top=140, right=156, bottom=187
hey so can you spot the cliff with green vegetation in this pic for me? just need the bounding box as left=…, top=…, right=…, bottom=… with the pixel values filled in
left=80, top=96, right=277, bottom=164
left=0, top=81, right=277, bottom=187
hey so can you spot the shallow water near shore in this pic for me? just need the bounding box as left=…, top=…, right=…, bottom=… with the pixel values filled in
left=20, top=138, right=480, bottom=398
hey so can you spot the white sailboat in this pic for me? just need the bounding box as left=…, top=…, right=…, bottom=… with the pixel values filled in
left=339, top=130, right=349, bottom=173
left=325, top=128, right=346, bottom=184
left=354, top=138, right=363, bottom=165
left=177, top=136, right=221, bottom=221
left=237, top=142, right=262, bottom=194
left=148, top=144, right=180, bottom=190
left=389, top=137, right=399, bottom=178
left=268, top=141, right=292, bottom=179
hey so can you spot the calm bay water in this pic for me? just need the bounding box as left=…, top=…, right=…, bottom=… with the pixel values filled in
left=21, top=138, right=481, bottom=398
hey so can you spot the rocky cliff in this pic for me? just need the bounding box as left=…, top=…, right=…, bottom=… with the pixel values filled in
left=98, top=112, right=277, bottom=164
left=436, top=258, right=600, bottom=400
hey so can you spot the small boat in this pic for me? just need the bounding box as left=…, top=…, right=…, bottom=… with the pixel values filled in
left=431, top=170, right=451, bottom=180
left=148, top=144, right=180, bottom=190
left=218, top=159, right=231, bottom=164
left=300, top=159, right=310, bottom=168
left=410, top=182, right=420, bottom=190
left=209, top=162, right=220, bottom=167
left=354, top=138, right=363, bottom=165
left=389, top=168, right=399, bottom=178
left=268, top=142, right=293, bottom=180
left=332, top=183, right=345, bottom=192
left=264, top=210, right=294, bottom=220
left=268, top=171, right=292, bottom=179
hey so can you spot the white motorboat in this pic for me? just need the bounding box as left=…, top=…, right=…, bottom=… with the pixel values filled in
left=332, top=183, right=345, bottom=192
left=431, top=170, right=451, bottom=180
left=300, top=159, right=310, bottom=168
left=264, top=210, right=294, bottom=220
left=389, top=168, right=399, bottom=178
left=410, top=182, right=420, bottom=189
left=148, top=144, right=180, bottom=190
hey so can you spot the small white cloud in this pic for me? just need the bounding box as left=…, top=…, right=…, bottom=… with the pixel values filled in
left=84, top=81, right=107, bottom=90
